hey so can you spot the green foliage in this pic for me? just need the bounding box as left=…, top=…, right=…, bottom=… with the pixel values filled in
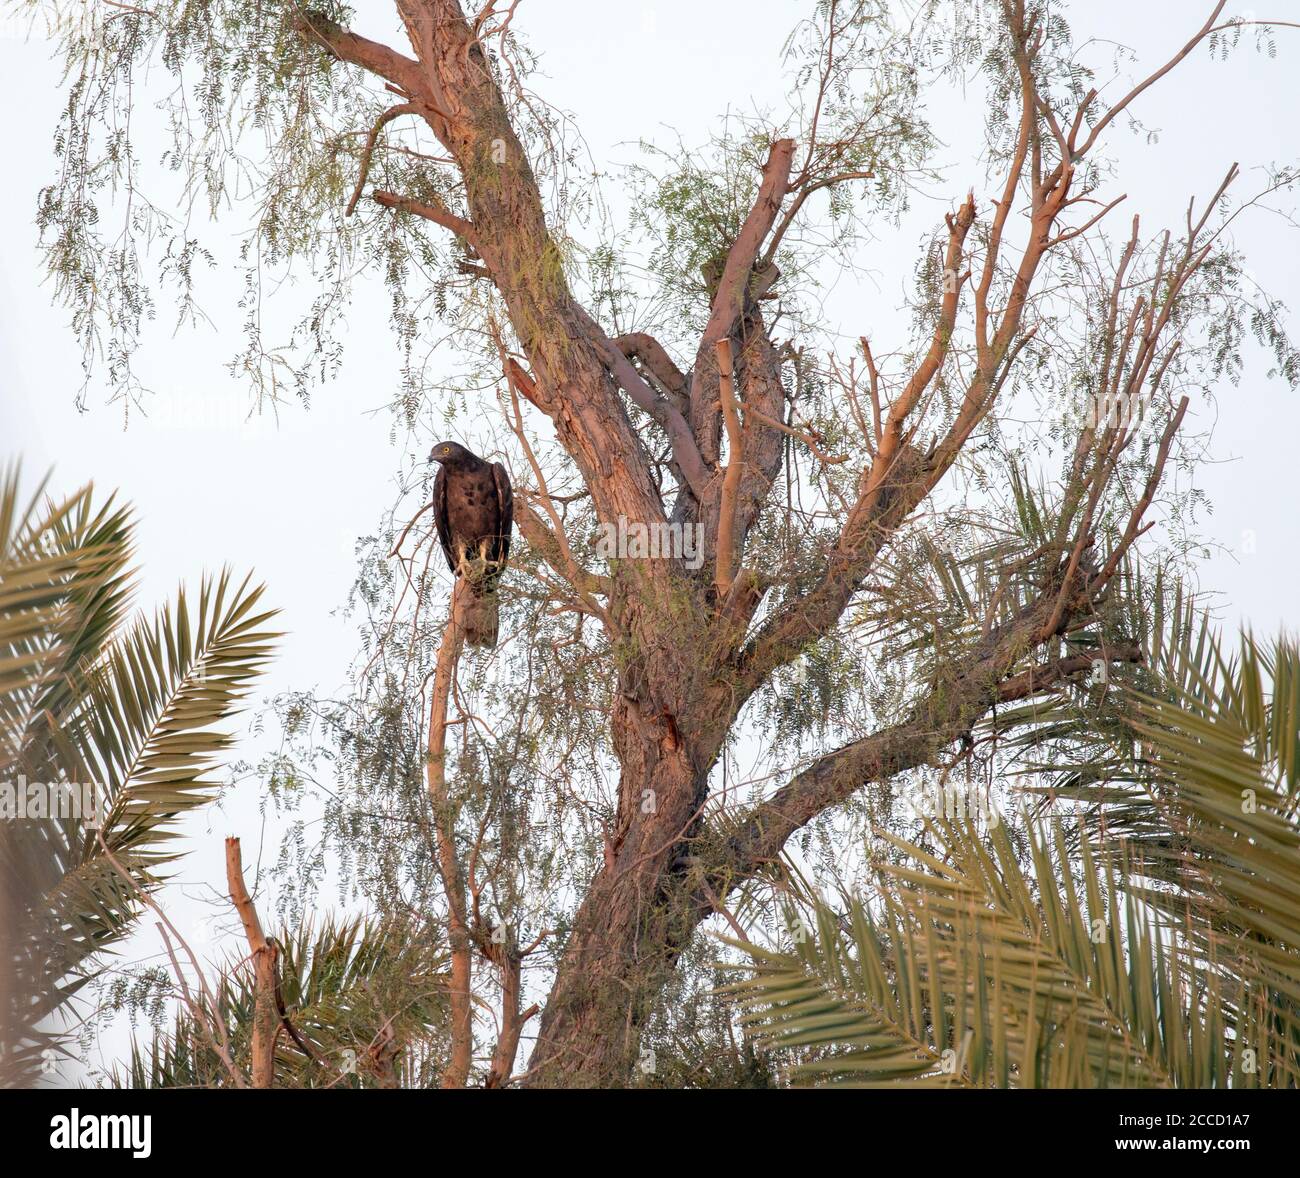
left=24, top=0, right=1300, bottom=1088
left=116, top=914, right=450, bottom=1088
left=636, top=949, right=779, bottom=1089
left=0, top=463, right=276, bottom=1086
left=724, top=623, right=1300, bottom=1087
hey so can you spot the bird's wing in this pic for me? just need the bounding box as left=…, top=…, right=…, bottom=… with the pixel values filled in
left=492, top=462, right=514, bottom=565
left=432, top=465, right=456, bottom=572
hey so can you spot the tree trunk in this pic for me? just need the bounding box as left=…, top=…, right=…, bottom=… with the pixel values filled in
left=294, top=0, right=1218, bottom=1091
left=525, top=699, right=706, bottom=1087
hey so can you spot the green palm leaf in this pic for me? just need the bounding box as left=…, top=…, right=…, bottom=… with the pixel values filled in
left=725, top=609, right=1300, bottom=1088
left=724, top=815, right=1240, bottom=1087
left=118, top=915, right=450, bottom=1089
left=1, top=465, right=277, bottom=1086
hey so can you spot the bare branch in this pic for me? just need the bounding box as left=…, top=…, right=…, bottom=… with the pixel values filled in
left=576, top=308, right=711, bottom=500
left=1090, top=395, right=1190, bottom=590
left=614, top=332, right=688, bottom=408
left=225, top=836, right=277, bottom=1089
left=346, top=103, right=419, bottom=216
left=741, top=403, right=848, bottom=465
left=1073, top=2, right=1229, bottom=159
left=714, top=338, right=744, bottom=597
left=699, top=138, right=797, bottom=355
left=371, top=189, right=479, bottom=248
left=426, top=583, right=472, bottom=1089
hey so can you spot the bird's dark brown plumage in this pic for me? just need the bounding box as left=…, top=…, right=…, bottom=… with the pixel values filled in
left=429, top=440, right=513, bottom=647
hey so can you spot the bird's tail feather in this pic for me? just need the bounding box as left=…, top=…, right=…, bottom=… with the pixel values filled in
left=463, top=588, right=499, bottom=649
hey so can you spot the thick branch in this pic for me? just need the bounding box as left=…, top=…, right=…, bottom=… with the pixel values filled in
left=297, top=10, right=431, bottom=104
left=730, top=322, right=795, bottom=546
left=614, top=332, right=688, bottom=407
left=372, top=189, right=479, bottom=247
left=383, top=0, right=674, bottom=535
left=713, top=587, right=1129, bottom=887
left=698, top=138, right=796, bottom=357
left=687, top=138, right=796, bottom=473
left=484, top=944, right=525, bottom=1088
left=576, top=308, right=711, bottom=500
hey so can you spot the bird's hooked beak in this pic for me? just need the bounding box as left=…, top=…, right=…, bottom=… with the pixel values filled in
left=429, top=444, right=450, bottom=464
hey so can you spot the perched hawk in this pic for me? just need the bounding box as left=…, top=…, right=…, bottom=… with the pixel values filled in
left=429, top=441, right=514, bottom=648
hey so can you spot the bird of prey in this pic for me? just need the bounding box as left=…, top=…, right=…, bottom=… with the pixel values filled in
left=428, top=441, right=514, bottom=648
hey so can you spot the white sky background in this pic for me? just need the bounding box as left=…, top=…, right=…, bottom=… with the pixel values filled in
left=1, top=1, right=1298, bottom=1081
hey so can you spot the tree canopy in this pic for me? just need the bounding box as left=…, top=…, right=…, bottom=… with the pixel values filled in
left=20, top=0, right=1300, bottom=1088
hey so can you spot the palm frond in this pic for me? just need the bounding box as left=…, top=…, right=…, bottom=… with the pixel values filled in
left=1, top=465, right=276, bottom=1086
left=1007, top=593, right=1300, bottom=1084
left=117, top=916, right=450, bottom=1089
left=724, top=814, right=1246, bottom=1087
left=729, top=611, right=1300, bottom=1088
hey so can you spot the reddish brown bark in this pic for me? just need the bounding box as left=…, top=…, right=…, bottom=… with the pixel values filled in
left=225, top=837, right=278, bottom=1089
left=426, top=582, right=472, bottom=1088
left=299, top=0, right=1230, bottom=1087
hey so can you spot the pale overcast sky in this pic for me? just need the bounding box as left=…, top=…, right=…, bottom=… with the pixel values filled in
left=2, top=1, right=1297, bottom=1079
